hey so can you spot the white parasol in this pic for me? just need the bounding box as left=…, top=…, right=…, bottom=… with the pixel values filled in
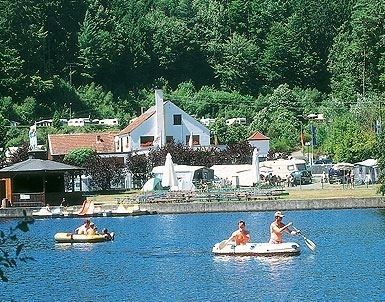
left=251, top=148, right=260, bottom=184
left=189, top=133, right=194, bottom=148
left=161, top=153, right=178, bottom=190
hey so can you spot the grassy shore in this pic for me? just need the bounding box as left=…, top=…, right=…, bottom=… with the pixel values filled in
left=284, top=184, right=380, bottom=200
left=89, top=184, right=382, bottom=205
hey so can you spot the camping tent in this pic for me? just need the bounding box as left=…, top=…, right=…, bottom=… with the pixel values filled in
left=142, top=177, right=163, bottom=192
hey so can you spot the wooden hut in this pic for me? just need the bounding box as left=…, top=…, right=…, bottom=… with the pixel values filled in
left=0, top=158, right=83, bottom=207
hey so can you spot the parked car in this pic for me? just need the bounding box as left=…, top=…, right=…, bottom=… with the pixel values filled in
left=314, top=158, right=333, bottom=165
left=328, top=168, right=350, bottom=184
left=290, top=170, right=312, bottom=185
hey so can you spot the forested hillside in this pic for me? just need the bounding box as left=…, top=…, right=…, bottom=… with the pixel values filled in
left=0, top=0, right=384, bottom=164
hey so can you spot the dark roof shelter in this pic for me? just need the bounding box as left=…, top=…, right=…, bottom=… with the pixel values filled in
left=0, top=159, right=84, bottom=207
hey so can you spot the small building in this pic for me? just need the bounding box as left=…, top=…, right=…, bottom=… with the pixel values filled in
left=47, top=132, right=119, bottom=161
left=247, top=131, right=270, bottom=158
left=47, top=132, right=130, bottom=190
left=116, top=90, right=211, bottom=152
left=0, top=158, right=83, bottom=207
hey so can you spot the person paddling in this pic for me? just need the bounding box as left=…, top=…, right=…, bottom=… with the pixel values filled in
left=269, top=211, right=297, bottom=244
left=229, top=220, right=250, bottom=245
left=75, top=219, right=91, bottom=234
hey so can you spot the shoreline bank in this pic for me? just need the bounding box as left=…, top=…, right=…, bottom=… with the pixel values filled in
left=0, top=196, right=384, bottom=218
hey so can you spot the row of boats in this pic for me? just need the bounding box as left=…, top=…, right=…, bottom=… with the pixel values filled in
left=54, top=233, right=313, bottom=257
left=54, top=233, right=304, bottom=256
left=49, top=201, right=315, bottom=257
left=33, top=202, right=155, bottom=219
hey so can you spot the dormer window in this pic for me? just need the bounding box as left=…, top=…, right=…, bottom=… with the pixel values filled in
left=173, top=114, right=182, bottom=125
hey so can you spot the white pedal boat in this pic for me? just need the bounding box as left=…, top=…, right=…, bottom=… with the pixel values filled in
left=212, top=242, right=301, bottom=256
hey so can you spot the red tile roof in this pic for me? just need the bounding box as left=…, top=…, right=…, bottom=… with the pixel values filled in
left=248, top=131, right=269, bottom=141
left=118, top=108, right=156, bottom=136
left=48, top=132, right=118, bottom=155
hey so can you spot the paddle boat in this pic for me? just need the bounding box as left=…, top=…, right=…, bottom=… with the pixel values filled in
left=111, top=204, right=156, bottom=217
left=32, top=206, right=63, bottom=218
left=54, top=232, right=115, bottom=243
left=212, top=241, right=301, bottom=256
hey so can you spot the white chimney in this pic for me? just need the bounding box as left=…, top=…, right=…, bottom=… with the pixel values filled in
left=155, top=89, right=165, bottom=147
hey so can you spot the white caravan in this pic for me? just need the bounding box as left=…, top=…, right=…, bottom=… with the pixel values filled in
left=259, top=158, right=308, bottom=180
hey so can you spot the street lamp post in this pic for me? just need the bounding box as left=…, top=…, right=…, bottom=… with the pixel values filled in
left=306, top=114, right=318, bottom=166
left=296, top=115, right=305, bottom=157
left=306, top=113, right=325, bottom=166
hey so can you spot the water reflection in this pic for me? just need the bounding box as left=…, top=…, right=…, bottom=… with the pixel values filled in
left=212, top=255, right=254, bottom=263
left=54, top=242, right=96, bottom=251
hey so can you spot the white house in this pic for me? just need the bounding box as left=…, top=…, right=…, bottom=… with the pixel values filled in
left=116, top=90, right=211, bottom=152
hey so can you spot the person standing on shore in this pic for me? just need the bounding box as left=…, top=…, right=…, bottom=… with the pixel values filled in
left=269, top=211, right=296, bottom=244
left=229, top=220, right=250, bottom=245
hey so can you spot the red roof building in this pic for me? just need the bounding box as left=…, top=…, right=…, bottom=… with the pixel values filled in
left=48, top=132, right=118, bottom=160
left=247, top=131, right=270, bottom=157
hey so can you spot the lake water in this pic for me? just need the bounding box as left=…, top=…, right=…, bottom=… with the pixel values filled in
left=1, top=208, right=385, bottom=301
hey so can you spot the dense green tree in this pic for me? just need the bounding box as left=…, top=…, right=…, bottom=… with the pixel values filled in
left=13, top=97, right=39, bottom=124
left=0, top=114, right=6, bottom=164
left=321, top=112, right=376, bottom=162
left=0, top=46, right=26, bottom=99
left=8, top=143, right=29, bottom=165
left=78, top=0, right=120, bottom=85
left=212, top=33, right=261, bottom=94
left=375, top=131, right=385, bottom=195
left=1, top=0, right=385, bottom=169
left=85, top=156, right=126, bottom=190
left=77, top=83, right=116, bottom=118
left=63, top=148, right=95, bottom=167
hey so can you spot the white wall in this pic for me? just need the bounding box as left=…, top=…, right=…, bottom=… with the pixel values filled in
left=249, top=140, right=269, bottom=157
left=163, top=102, right=210, bottom=146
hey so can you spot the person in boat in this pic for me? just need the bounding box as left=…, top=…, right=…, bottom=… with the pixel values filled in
left=86, top=222, right=97, bottom=235
left=269, top=211, right=297, bottom=244
left=229, top=220, right=250, bottom=245
left=75, top=219, right=91, bottom=234
left=102, top=228, right=113, bottom=240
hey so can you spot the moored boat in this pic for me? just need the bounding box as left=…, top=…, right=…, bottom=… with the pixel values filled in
left=32, top=206, right=63, bottom=218
left=54, top=232, right=114, bottom=243
left=212, top=241, right=300, bottom=256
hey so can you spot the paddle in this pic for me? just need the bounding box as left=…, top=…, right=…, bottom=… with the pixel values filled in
left=218, top=238, right=233, bottom=250
left=291, top=225, right=316, bottom=252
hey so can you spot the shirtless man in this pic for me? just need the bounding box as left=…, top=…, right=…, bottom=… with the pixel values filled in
left=75, top=219, right=91, bottom=234
left=230, top=220, right=250, bottom=245
left=269, top=211, right=296, bottom=244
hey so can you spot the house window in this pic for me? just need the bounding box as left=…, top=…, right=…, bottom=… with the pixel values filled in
left=186, top=135, right=200, bottom=145
left=166, top=136, right=174, bottom=144
left=140, top=136, right=154, bottom=147
left=173, top=114, right=182, bottom=125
